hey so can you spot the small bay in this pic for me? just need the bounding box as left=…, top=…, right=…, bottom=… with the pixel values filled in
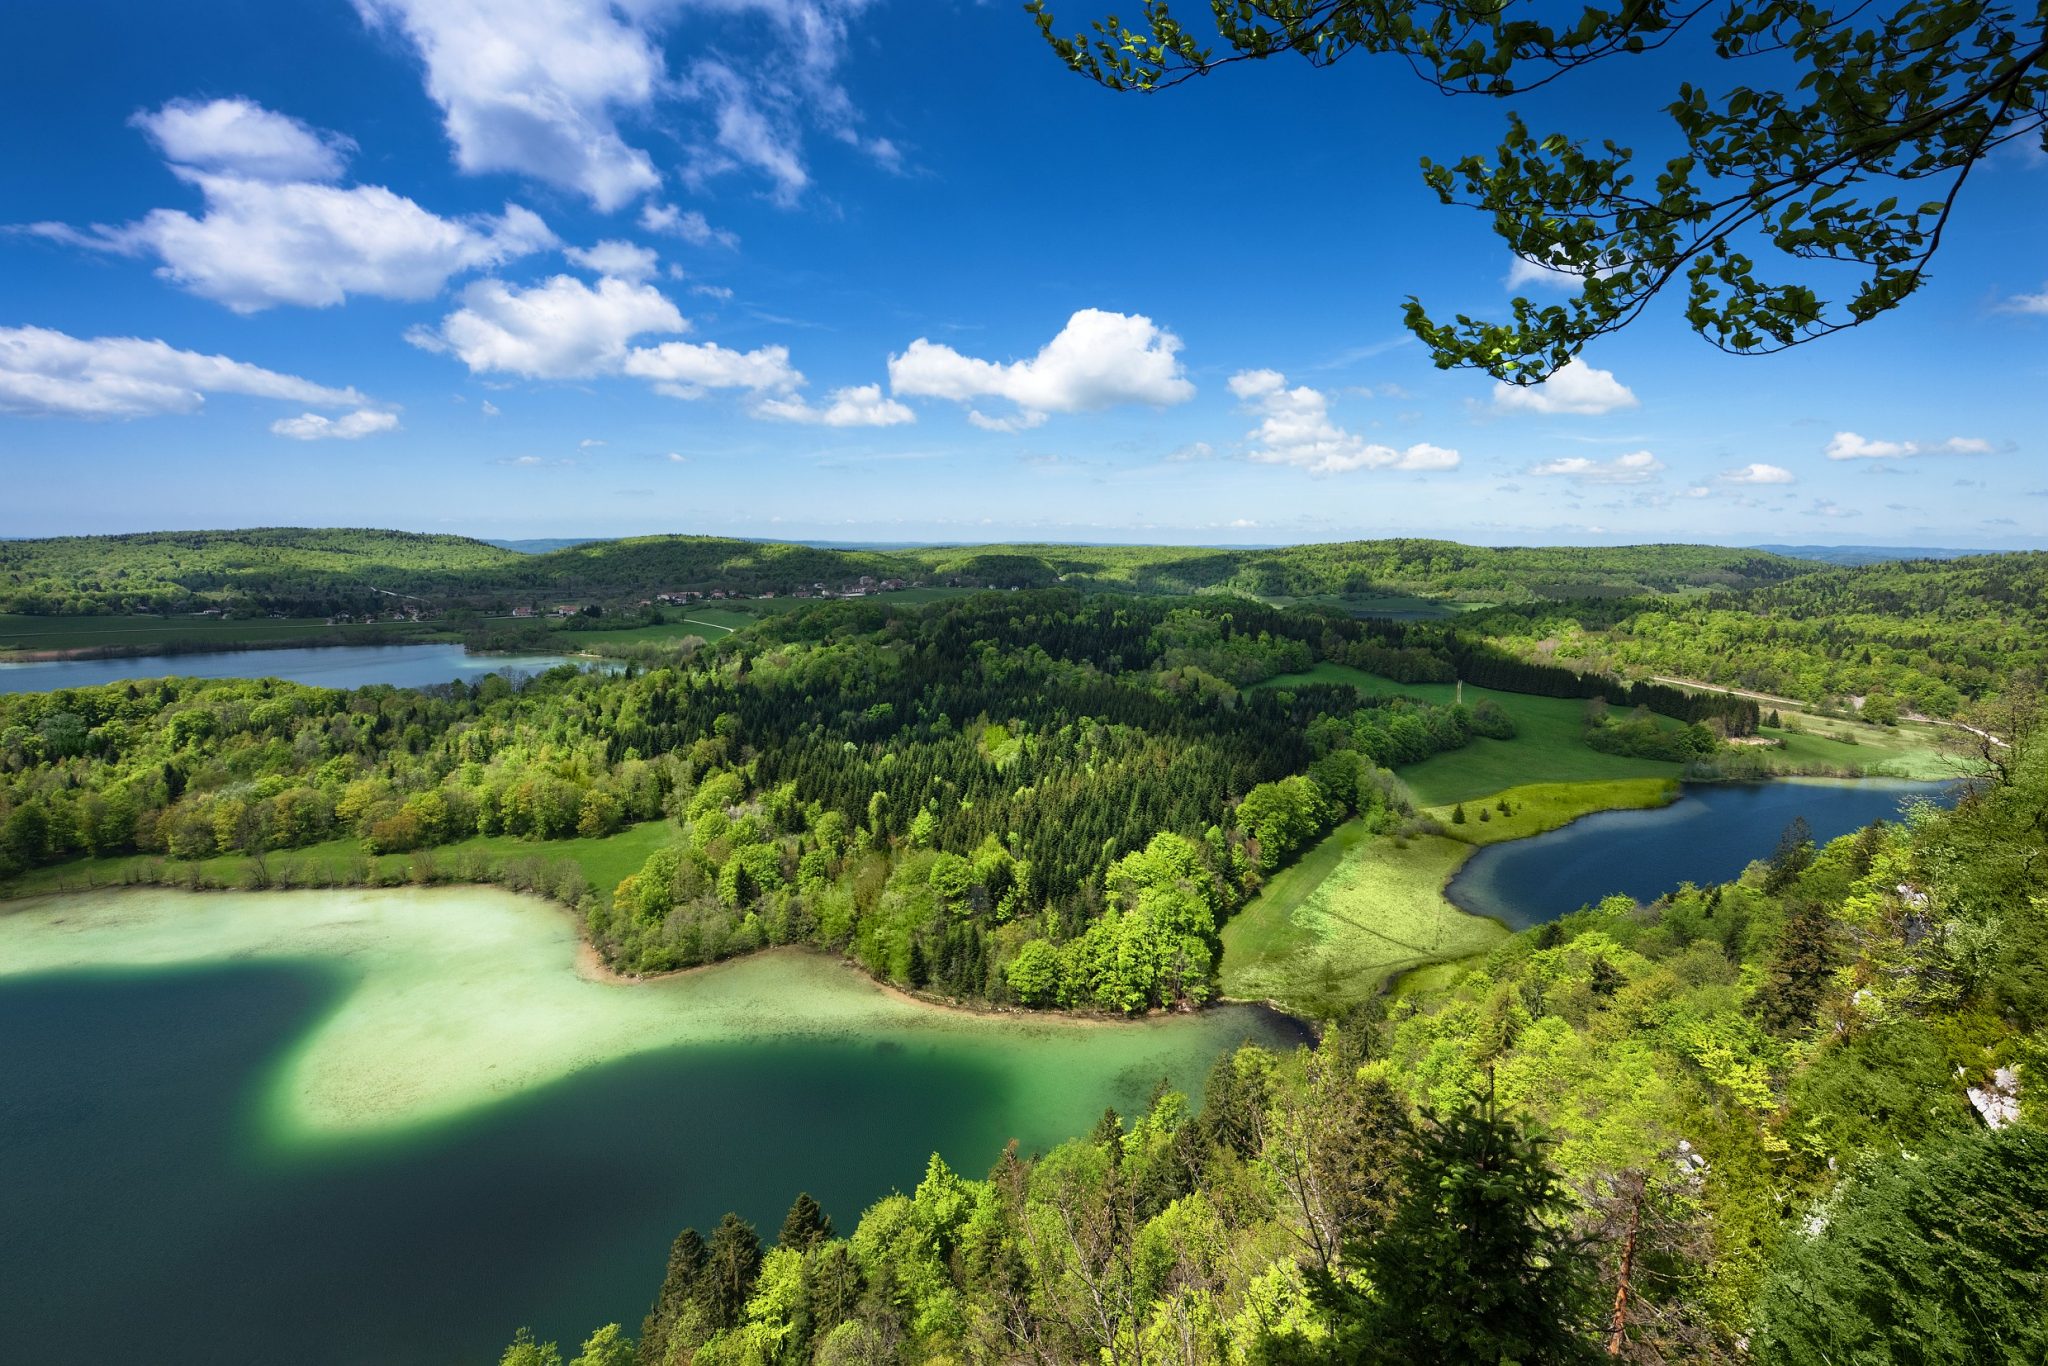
left=1445, top=778, right=1958, bottom=929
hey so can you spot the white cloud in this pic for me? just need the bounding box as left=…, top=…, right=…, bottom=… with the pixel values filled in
left=132, top=97, right=354, bottom=182
left=889, top=308, right=1195, bottom=429
left=565, top=239, right=659, bottom=280
left=1527, top=449, right=1664, bottom=484
left=272, top=408, right=400, bottom=440
left=684, top=59, right=809, bottom=202
left=480, top=400, right=500, bottom=416
left=410, top=273, right=685, bottom=379
left=1994, top=286, right=2048, bottom=315
left=1504, top=254, right=1585, bottom=292
left=30, top=98, right=554, bottom=311
left=354, top=0, right=878, bottom=209
left=622, top=338, right=802, bottom=397
left=1824, top=430, right=1993, bottom=459
left=755, top=382, right=914, bottom=427
left=640, top=203, right=739, bottom=249
left=968, top=408, right=1048, bottom=433
left=121, top=177, right=550, bottom=312
left=1809, top=498, right=1859, bottom=518
left=1722, top=462, right=1797, bottom=484
left=1228, top=368, right=1460, bottom=474
left=1684, top=484, right=1712, bottom=498
left=691, top=283, right=735, bottom=302
left=0, top=324, right=370, bottom=419
left=353, top=0, right=664, bottom=210
left=411, top=269, right=814, bottom=406
left=1491, top=358, right=1639, bottom=416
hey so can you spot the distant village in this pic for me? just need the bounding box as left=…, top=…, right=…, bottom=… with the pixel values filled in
left=492, top=574, right=922, bottom=621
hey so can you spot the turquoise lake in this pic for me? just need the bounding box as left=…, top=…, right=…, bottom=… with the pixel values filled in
left=0, top=887, right=1304, bottom=1364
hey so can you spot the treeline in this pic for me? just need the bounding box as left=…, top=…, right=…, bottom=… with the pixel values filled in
left=0, top=527, right=1812, bottom=617
left=1475, top=552, right=2048, bottom=716
left=513, top=721, right=2048, bottom=1364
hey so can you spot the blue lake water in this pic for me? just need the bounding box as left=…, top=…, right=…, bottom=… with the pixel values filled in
left=0, top=643, right=584, bottom=694
left=1446, top=779, right=1958, bottom=929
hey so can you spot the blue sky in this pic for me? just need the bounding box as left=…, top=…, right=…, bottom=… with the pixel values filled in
left=2, top=0, right=2044, bottom=548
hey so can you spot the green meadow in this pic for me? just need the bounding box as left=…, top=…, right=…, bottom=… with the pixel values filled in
left=1220, top=823, right=1506, bottom=1016
left=1257, top=662, right=1690, bottom=804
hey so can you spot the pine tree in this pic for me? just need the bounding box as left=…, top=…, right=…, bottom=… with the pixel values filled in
left=635, top=1228, right=703, bottom=1366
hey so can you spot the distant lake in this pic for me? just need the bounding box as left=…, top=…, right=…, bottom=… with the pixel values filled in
left=0, top=888, right=1303, bottom=1365
left=1446, top=779, right=1959, bottom=929
left=0, top=643, right=585, bottom=694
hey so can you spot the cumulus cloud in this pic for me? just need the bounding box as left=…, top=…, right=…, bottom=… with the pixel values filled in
left=1528, top=450, right=1664, bottom=484
left=1228, top=368, right=1459, bottom=474
left=1824, top=430, right=1992, bottom=459
left=29, top=98, right=554, bottom=311
left=1722, top=462, right=1797, bottom=484
left=640, top=203, right=739, bottom=249
left=354, top=0, right=880, bottom=208
left=1491, top=359, right=1639, bottom=416
left=624, top=338, right=802, bottom=397
left=565, top=239, right=659, bottom=280
left=271, top=408, right=401, bottom=440
left=755, top=382, right=914, bottom=427
left=889, top=308, right=1194, bottom=429
left=353, top=0, right=664, bottom=210
left=0, top=324, right=370, bottom=419
left=132, top=97, right=355, bottom=181
left=411, top=270, right=818, bottom=404
left=410, top=273, right=685, bottom=379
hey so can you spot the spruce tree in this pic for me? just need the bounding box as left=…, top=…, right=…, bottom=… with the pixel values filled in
left=778, top=1192, right=834, bottom=1253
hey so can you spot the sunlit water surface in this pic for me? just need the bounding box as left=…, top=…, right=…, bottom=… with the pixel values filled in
left=0, top=643, right=584, bottom=693
left=0, top=887, right=1302, bottom=1364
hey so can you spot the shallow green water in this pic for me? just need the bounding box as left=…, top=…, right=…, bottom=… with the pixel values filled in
left=0, top=888, right=1301, bottom=1364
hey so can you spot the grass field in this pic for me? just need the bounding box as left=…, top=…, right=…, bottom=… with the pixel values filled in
left=0, top=613, right=447, bottom=654
left=0, top=821, right=676, bottom=903
left=1221, top=823, right=1508, bottom=1015
left=1752, top=718, right=1959, bottom=780
left=1422, top=777, right=1679, bottom=846
left=1257, top=662, right=1689, bottom=805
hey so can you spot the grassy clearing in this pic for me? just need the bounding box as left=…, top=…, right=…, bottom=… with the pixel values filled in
left=1220, top=824, right=1507, bottom=1016
left=1423, top=778, right=1679, bottom=846
left=1257, top=662, right=1687, bottom=805
left=0, top=821, right=676, bottom=904
left=1752, top=718, right=1958, bottom=780
left=0, top=613, right=446, bottom=654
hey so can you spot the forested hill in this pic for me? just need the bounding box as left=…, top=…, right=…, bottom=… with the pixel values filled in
left=0, top=527, right=1808, bottom=616
left=1479, top=551, right=2048, bottom=716
left=0, top=528, right=527, bottom=614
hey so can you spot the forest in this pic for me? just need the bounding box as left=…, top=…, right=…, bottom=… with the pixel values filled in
left=6, top=528, right=2040, bottom=725
left=0, top=593, right=1526, bottom=1009
left=0, top=528, right=1808, bottom=616
left=504, top=716, right=2048, bottom=1365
